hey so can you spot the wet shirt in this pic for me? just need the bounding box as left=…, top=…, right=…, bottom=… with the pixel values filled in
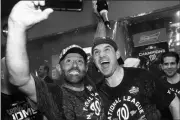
left=33, top=75, right=65, bottom=120
left=97, top=67, right=174, bottom=120
left=1, top=92, right=43, bottom=120
left=61, top=84, right=105, bottom=120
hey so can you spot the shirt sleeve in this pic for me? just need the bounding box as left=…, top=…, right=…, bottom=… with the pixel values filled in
left=33, top=75, right=50, bottom=113
left=32, top=75, right=64, bottom=119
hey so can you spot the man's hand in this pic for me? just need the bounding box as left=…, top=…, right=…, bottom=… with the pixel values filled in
left=8, top=1, right=53, bottom=30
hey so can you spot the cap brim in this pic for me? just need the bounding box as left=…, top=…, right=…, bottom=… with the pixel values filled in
left=92, top=38, right=118, bottom=54
left=59, top=47, right=87, bottom=62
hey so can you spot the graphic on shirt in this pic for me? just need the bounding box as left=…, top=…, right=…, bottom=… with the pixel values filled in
left=5, top=101, right=38, bottom=120
left=107, top=85, right=146, bottom=120
left=107, top=95, right=146, bottom=120
left=129, top=86, right=139, bottom=95
left=167, top=87, right=180, bottom=96
left=83, top=85, right=102, bottom=119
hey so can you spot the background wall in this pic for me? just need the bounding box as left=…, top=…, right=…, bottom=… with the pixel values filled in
left=2, top=1, right=179, bottom=43
left=2, top=1, right=179, bottom=77
left=27, top=1, right=179, bottom=39
left=27, top=24, right=97, bottom=75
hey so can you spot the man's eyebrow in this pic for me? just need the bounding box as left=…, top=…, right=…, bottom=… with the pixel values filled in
left=93, top=48, right=99, bottom=52
left=104, top=45, right=112, bottom=49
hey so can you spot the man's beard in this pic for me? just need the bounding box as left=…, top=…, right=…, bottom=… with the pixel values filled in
left=62, top=68, right=86, bottom=85
left=38, top=73, right=44, bottom=78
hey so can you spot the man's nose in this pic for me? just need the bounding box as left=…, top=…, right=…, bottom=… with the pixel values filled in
left=167, top=64, right=172, bottom=68
left=72, top=61, right=78, bottom=67
left=99, top=51, right=105, bottom=58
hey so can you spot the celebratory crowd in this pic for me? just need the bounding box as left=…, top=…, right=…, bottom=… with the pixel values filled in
left=1, top=1, right=180, bottom=120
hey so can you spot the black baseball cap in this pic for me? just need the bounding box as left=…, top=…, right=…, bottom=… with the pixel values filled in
left=59, top=45, right=87, bottom=63
left=92, top=37, right=124, bottom=65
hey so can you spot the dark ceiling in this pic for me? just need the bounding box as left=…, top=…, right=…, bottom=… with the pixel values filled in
left=1, top=0, right=20, bottom=19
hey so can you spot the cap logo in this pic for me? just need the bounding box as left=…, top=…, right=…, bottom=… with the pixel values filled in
left=59, top=44, right=82, bottom=60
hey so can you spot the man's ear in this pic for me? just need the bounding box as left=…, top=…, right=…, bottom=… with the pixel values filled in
left=116, top=50, right=121, bottom=59
left=86, top=65, right=88, bottom=72
left=56, top=64, right=62, bottom=74
left=177, top=63, right=180, bottom=69
left=85, top=63, right=88, bottom=72
left=159, top=64, right=163, bottom=70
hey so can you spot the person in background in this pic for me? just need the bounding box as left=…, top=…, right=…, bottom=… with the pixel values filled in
left=5, top=1, right=105, bottom=120
left=38, top=64, right=54, bottom=83
left=1, top=57, right=44, bottom=120
left=159, top=51, right=180, bottom=120
left=91, top=37, right=180, bottom=120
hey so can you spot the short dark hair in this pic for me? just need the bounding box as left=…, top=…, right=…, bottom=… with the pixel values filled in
left=43, top=65, right=49, bottom=74
left=160, top=51, right=180, bottom=64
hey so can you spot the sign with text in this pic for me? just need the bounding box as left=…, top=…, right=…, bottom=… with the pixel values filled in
left=133, top=28, right=168, bottom=47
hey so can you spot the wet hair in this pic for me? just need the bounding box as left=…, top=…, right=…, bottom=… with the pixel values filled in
left=160, top=51, right=179, bottom=64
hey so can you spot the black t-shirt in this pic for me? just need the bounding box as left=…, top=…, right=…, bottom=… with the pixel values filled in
left=159, top=76, right=180, bottom=98
left=158, top=76, right=180, bottom=120
left=97, top=67, right=175, bottom=120
left=61, top=84, right=105, bottom=120
left=33, top=75, right=105, bottom=120
left=1, top=92, right=43, bottom=120
left=33, top=75, right=65, bottom=120
left=44, top=76, right=54, bottom=83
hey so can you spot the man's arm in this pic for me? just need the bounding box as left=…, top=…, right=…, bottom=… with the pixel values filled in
left=6, top=1, right=53, bottom=102
left=169, top=96, right=180, bottom=120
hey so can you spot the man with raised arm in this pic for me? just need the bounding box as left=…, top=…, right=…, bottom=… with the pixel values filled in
left=6, top=1, right=61, bottom=119
left=6, top=1, right=105, bottom=120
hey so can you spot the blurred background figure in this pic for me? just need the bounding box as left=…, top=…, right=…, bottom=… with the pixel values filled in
left=38, top=64, right=54, bottom=83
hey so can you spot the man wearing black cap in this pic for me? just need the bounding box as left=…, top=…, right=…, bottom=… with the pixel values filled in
left=58, top=44, right=105, bottom=120
left=92, top=37, right=180, bottom=120
left=5, top=1, right=104, bottom=120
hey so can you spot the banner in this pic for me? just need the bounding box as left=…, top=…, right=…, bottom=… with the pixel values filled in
left=132, top=42, right=168, bottom=75
left=135, top=42, right=168, bottom=61
left=133, top=28, right=168, bottom=47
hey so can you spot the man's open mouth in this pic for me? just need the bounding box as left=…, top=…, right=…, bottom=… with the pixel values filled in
left=100, top=61, right=110, bottom=68
left=69, top=70, right=79, bottom=75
